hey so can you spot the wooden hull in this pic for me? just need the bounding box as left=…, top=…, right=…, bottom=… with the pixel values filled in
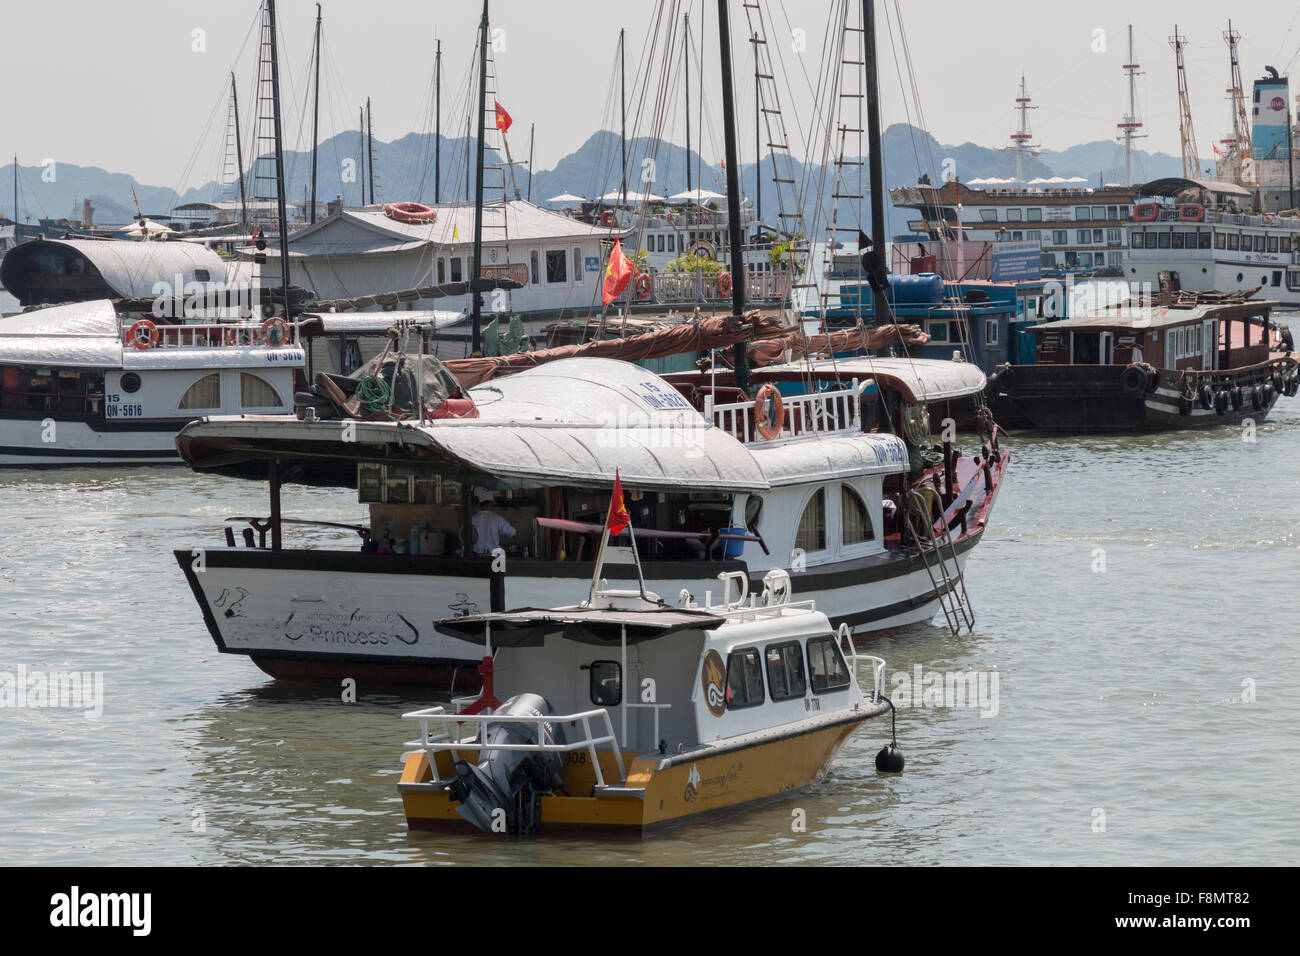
left=398, top=708, right=881, bottom=835
left=989, top=359, right=1295, bottom=433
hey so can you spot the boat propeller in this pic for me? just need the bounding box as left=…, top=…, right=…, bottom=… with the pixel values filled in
left=874, top=695, right=905, bottom=774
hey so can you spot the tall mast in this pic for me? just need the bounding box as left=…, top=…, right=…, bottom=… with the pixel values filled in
left=684, top=12, right=691, bottom=193
left=465, top=112, right=471, bottom=201
left=1009, top=75, right=1038, bottom=186
left=754, top=31, right=761, bottom=225
left=1117, top=25, right=1145, bottom=187
left=1224, top=21, right=1254, bottom=184
left=863, top=0, right=890, bottom=324
left=12, top=155, right=16, bottom=227
left=716, top=0, right=748, bottom=387
left=435, top=39, right=442, bottom=203
left=230, top=74, right=248, bottom=226
left=358, top=107, right=366, bottom=204
left=366, top=97, right=375, bottom=204
left=309, top=3, right=321, bottom=224
left=1171, top=26, right=1202, bottom=180
left=620, top=27, right=627, bottom=205
left=526, top=122, right=535, bottom=202
left=265, top=0, right=292, bottom=319
left=471, top=0, right=489, bottom=355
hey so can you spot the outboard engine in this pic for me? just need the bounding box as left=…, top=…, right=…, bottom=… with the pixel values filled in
left=443, top=693, right=568, bottom=834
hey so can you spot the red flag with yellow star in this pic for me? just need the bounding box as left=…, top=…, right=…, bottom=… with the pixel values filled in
left=494, top=100, right=512, bottom=134
left=606, top=470, right=630, bottom=535
left=602, top=238, right=634, bottom=306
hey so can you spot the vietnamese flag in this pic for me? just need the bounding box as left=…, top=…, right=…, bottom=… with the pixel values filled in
left=494, top=100, right=512, bottom=134
left=602, top=238, right=634, bottom=305
left=606, top=470, right=630, bottom=535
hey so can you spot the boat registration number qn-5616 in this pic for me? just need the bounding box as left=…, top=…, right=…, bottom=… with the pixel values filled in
left=105, top=394, right=145, bottom=419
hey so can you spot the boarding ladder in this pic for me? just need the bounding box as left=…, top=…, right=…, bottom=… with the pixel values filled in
left=741, top=1, right=815, bottom=323
left=904, top=489, right=974, bottom=636
left=475, top=39, right=517, bottom=330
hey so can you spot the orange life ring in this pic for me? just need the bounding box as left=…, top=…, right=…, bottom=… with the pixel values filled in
left=753, top=384, right=785, bottom=440
left=599, top=210, right=617, bottom=228
left=127, top=319, right=159, bottom=350
left=1132, top=203, right=1159, bottom=222
left=1177, top=203, right=1204, bottom=222
left=383, top=201, right=438, bottom=224
left=261, top=317, right=291, bottom=347
left=716, top=272, right=732, bottom=297
left=635, top=271, right=653, bottom=299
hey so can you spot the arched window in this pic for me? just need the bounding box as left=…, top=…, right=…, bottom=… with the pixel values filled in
left=240, top=373, right=283, bottom=409
left=795, top=488, right=826, bottom=553
left=178, top=373, right=221, bottom=410
left=841, top=485, right=874, bottom=544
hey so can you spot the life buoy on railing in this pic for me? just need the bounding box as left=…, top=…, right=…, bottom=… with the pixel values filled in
left=753, top=383, right=785, bottom=440
left=127, top=319, right=160, bottom=350
left=383, top=202, right=438, bottom=224
left=261, top=317, right=291, bottom=347
left=635, top=271, right=653, bottom=299
left=1178, top=203, right=1205, bottom=222
left=599, top=210, right=618, bottom=228
left=716, top=272, right=733, bottom=297
left=1133, top=203, right=1160, bottom=222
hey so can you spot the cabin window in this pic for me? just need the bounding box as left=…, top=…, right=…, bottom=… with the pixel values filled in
left=927, top=320, right=950, bottom=343
left=1157, top=232, right=1171, bottom=249
left=806, top=636, right=851, bottom=693
left=1076, top=230, right=1090, bottom=244
left=795, top=488, right=826, bottom=553
left=437, top=258, right=446, bottom=283
left=1027, top=208, right=1042, bottom=221
left=1228, top=233, right=1239, bottom=250
left=726, top=648, right=764, bottom=709
left=588, top=660, right=621, bottom=707
left=1198, top=233, right=1211, bottom=250
left=450, top=257, right=463, bottom=282
left=1075, top=207, right=1090, bottom=220
left=1107, top=229, right=1121, bottom=243
left=841, top=485, right=874, bottom=545
left=545, top=250, right=568, bottom=283
left=240, top=373, right=283, bottom=409
left=573, top=247, right=583, bottom=282
left=985, top=318, right=1000, bottom=346
left=1172, top=233, right=1185, bottom=249
left=1107, top=206, right=1118, bottom=219
left=194, top=269, right=211, bottom=282
left=1130, top=232, right=1143, bottom=249
left=1282, top=237, right=1291, bottom=253
left=1255, top=235, right=1266, bottom=253
left=765, top=641, right=807, bottom=702
left=979, top=209, right=997, bottom=222
left=1005, top=209, right=1022, bottom=221
left=1052, top=230, right=1067, bottom=245
left=667, top=234, right=676, bottom=251
left=529, top=250, right=539, bottom=284
left=1269, top=236, right=1280, bottom=253
left=120, top=372, right=142, bottom=394
left=178, top=373, right=221, bottom=410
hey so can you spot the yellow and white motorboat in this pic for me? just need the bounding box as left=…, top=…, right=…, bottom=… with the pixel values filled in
left=398, top=569, right=901, bottom=835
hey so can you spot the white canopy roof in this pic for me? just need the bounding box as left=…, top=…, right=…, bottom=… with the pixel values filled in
left=118, top=219, right=175, bottom=237
left=0, top=299, right=124, bottom=368
left=668, top=188, right=727, bottom=202
left=757, top=356, right=988, bottom=403
left=597, top=189, right=667, bottom=204
left=547, top=193, right=586, bottom=203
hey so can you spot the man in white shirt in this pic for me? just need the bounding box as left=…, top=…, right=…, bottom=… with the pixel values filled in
left=470, top=487, right=516, bottom=556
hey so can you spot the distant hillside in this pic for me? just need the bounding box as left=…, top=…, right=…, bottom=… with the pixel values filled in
left=2, top=123, right=1194, bottom=239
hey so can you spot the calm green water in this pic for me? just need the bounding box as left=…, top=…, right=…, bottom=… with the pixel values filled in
left=2, top=394, right=1299, bottom=865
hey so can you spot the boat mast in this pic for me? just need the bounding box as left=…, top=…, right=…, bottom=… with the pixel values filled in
left=230, top=74, right=248, bottom=226
left=620, top=27, right=627, bottom=206
left=1224, top=21, right=1255, bottom=185
left=367, top=97, right=376, bottom=204
left=526, top=122, right=535, bottom=202
left=1117, top=25, right=1145, bottom=188
left=435, top=39, right=442, bottom=203
left=471, top=0, right=489, bottom=355
left=754, top=31, right=761, bottom=225
left=684, top=12, right=691, bottom=194
left=11, top=155, right=16, bottom=226
left=266, top=0, right=292, bottom=320
left=1170, top=26, right=1202, bottom=180
left=310, top=3, right=321, bottom=224
left=1009, top=75, right=1038, bottom=187
left=863, top=0, right=890, bottom=324
left=358, top=107, right=366, bottom=204
left=716, top=0, right=748, bottom=387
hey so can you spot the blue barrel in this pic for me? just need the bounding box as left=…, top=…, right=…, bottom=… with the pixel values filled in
left=888, top=272, right=943, bottom=304
left=721, top=526, right=748, bottom=559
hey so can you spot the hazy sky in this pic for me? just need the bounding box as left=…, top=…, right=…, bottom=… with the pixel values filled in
left=5, top=0, right=1300, bottom=191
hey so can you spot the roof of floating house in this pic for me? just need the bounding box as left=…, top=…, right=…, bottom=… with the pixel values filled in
left=1034, top=299, right=1278, bottom=332
left=753, top=357, right=988, bottom=403
left=260, top=199, right=620, bottom=260
left=0, top=238, right=231, bottom=302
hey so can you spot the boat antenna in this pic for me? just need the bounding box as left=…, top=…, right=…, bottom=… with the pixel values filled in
left=863, top=0, right=892, bottom=325
left=1117, top=25, right=1145, bottom=188
left=309, top=3, right=321, bottom=224
left=716, top=0, right=749, bottom=391
left=471, top=0, right=489, bottom=355
left=265, top=0, right=293, bottom=320
left=435, top=38, right=442, bottom=204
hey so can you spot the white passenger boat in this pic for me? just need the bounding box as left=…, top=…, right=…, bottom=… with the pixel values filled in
left=172, top=354, right=1006, bottom=684
left=0, top=300, right=303, bottom=465
left=398, top=568, right=899, bottom=835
